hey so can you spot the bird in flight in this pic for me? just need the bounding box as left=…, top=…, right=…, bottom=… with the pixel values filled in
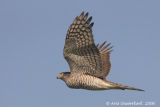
left=57, top=12, right=144, bottom=91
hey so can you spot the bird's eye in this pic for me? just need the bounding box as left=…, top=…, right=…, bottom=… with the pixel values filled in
left=58, top=73, right=64, bottom=78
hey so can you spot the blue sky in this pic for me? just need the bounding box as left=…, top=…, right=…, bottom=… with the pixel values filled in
left=0, top=0, right=160, bottom=107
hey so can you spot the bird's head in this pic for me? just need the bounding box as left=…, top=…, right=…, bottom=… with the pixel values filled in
left=57, top=72, right=71, bottom=81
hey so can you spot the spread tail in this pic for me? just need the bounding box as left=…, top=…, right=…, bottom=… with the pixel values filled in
left=107, top=81, right=144, bottom=91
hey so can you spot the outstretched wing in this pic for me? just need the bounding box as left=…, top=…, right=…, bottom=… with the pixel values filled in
left=96, top=41, right=112, bottom=80
left=63, top=12, right=103, bottom=78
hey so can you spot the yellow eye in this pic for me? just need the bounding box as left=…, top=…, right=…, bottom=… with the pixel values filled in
left=58, top=73, right=64, bottom=78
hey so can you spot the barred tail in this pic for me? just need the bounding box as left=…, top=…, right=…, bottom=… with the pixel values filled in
left=107, top=81, right=144, bottom=91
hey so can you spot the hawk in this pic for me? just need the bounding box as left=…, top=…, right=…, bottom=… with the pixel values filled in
left=57, top=12, right=144, bottom=91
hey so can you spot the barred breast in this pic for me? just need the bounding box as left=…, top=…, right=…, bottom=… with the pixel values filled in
left=66, top=73, right=113, bottom=90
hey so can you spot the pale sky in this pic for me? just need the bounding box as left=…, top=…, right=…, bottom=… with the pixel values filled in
left=0, top=0, right=160, bottom=107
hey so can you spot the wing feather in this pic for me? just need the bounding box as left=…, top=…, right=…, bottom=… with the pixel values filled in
left=97, top=41, right=113, bottom=80
left=64, top=12, right=103, bottom=78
